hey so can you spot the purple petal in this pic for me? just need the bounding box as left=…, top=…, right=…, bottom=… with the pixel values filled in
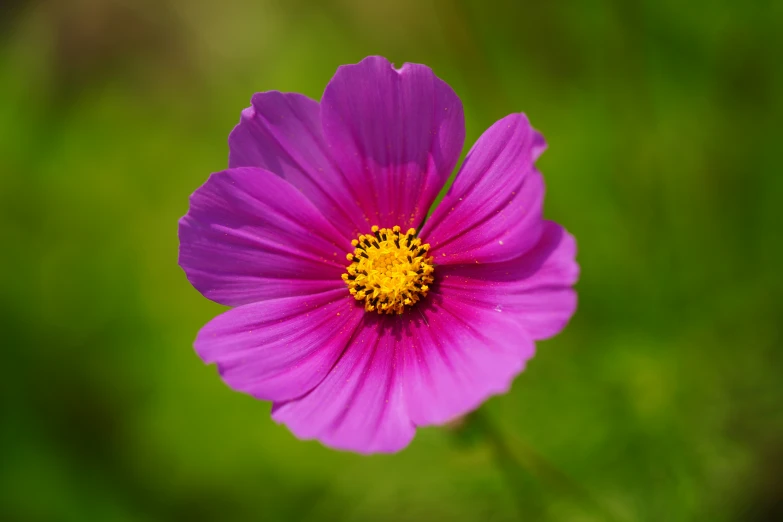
left=321, top=56, right=465, bottom=230
left=271, top=288, right=536, bottom=452
left=400, top=290, right=535, bottom=426
left=438, top=221, right=579, bottom=340
left=179, top=167, right=350, bottom=306
left=195, top=290, right=362, bottom=402
left=271, top=314, right=415, bottom=454
left=421, top=113, right=546, bottom=265
left=228, top=92, right=367, bottom=238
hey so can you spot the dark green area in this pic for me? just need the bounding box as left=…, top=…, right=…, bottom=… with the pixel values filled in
left=2, top=1, right=781, bottom=521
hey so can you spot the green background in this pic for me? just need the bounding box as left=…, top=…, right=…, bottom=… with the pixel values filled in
left=2, top=1, right=782, bottom=521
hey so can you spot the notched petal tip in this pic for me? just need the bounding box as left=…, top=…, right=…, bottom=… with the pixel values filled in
left=271, top=404, right=416, bottom=455
left=348, top=55, right=438, bottom=77
left=531, top=127, right=548, bottom=161
left=491, top=112, right=548, bottom=160
left=321, top=55, right=465, bottom=229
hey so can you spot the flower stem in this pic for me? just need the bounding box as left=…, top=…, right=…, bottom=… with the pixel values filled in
left=467, top=410, right=625, bottom=522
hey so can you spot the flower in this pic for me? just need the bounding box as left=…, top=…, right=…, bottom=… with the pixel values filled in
left=178, top=56, right=578, bottom=454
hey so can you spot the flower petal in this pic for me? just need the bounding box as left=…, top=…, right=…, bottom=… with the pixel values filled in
left=179, top=167, right=350, bottom=306
left=195, top=290, right=362, bottom=402
left=271, top=314, right=415, bottom=454
left=228, top=91, right=367, bottom=238
left=438, top=221, right=579, bottom=340
left=421, top=113, right=546, bottom=265
left=321, top=56, right=465, bottom=229
left=399, top=290, right=535, bottom=426
left=272, top=287, right=536, bottom=452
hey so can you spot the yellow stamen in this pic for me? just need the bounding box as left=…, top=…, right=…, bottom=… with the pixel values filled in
left=341, top=226, right=435, bottom=315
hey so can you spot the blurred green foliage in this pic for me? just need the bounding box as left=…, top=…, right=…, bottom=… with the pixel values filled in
left=1, top=0, right=782, bottom=521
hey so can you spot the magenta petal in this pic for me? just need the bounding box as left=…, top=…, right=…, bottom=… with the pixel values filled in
left=195, top=290, right=362, bottom=402
left=228, top=92, right=367, bottom=238
left=272, top=289, right=536, bottom=451
left=439, top=221, right=579, bottom=340
left=421, top=113, right=546, bottom=265
left=321, top=56, right=465, bottom=229
left=179, top=167, right=350, bottom=306
left=400, top=292, right=535, bottom=426
left=271, top=315, right=415, bottom=454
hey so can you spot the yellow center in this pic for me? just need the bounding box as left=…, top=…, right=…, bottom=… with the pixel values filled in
left=342, top=225, right=435, bottom=315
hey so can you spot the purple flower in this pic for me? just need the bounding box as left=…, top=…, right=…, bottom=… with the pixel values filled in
left=179, top=56, right=578, bottom=454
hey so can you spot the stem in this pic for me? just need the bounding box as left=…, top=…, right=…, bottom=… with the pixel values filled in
left=467, top=410, right=625, bottom=522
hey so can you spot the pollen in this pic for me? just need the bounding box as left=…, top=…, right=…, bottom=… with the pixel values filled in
left=342, top=225, right=435, bottom=315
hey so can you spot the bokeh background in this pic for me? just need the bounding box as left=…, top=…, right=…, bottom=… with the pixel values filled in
left=2, top=0, right=782, bottom=520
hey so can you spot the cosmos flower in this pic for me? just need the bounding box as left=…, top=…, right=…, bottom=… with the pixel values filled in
left=179, top=56, right=578, bottom=454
